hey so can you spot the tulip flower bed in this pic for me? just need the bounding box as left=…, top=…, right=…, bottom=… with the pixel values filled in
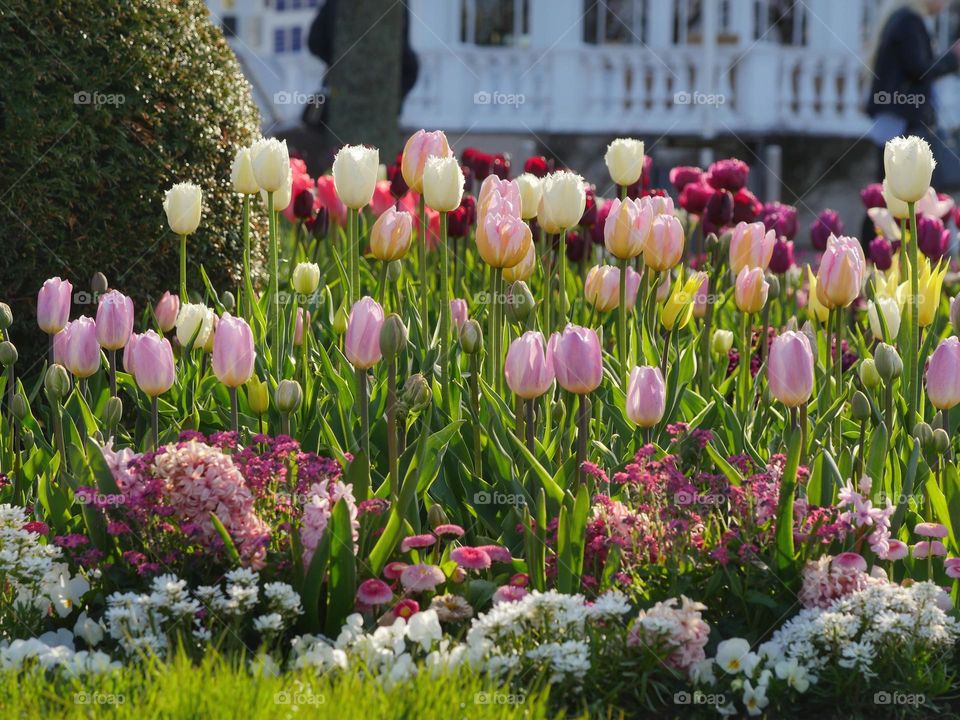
left=3, top=131, right=960, bottom=719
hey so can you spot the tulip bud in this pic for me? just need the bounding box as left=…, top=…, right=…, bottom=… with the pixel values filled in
left=291, top=262, right=321, bottom=295
left=401, top=130, right=451, bottom=193
left=90, top=273, right=108, bottom=297
left=884, top=135, right=935, bottom=204
left=401, top=373, right=431, bottom=412
left=37, top=278, right=73, bottom=335
left=0, top=302, right=11, bottom=330
left=874, top=343, right=903, bottom=382
left=95, top=290, right=135, bottom=351
left=247, top=376, right=270, bottom=414
left=505, top=281, right=535, bottom=324
left=765, top=273, right=780, bottom=300
left=932, top=410, right=945, bottom=431
left=345, top=297, right=385, bottom=369
left=379, top=314, right=407, bottom=360
left=851, top=391, right=871, bottom=421
left=154, top=291, right=180, bottom=334
left=926, top=336, right=960, bottom=410
left=712, top=329, right=734, bottom=355
left=427, top=504, right=449, bottom=530
left=538, top=171, right=586, bottom=232
left=333, top=305, right=349, bottom=335
left=913, top=422, right=933, bottom=449
left=626, top=365, right=666, bottom=428
left=734, top=267, right=769, bottom=314
left=61, top=317, right=101, bottom=378
left=859, top=359, right=881, bottom=389
left=132, top=331, right=176, bottom=397
left=0, top=341, right=17, bottom=366
left=45, top=364, right=72, bottom=402
left=163, top=182, right=202, bottom=235
left=386, top=260, right=402, bottom=283
left=12, top=392, right=28, bottom=421
left=221, top=291, right=236, bottom=314
left=176, top=303, right=215, bottom=349
left=504, top=331, right=555, bottom=400
left=932, top=428, right=951, bottom=455
left=548, top=324, right=602, bottom=394
left=503, top=243, right=536, bottom=283
left=816, top=235, right=866, bottom=308
left=21, top=428, right=34, bottom=450
left=103, top=396, right=123, bottom=427
left=275, top=379, right=303, bottom=414
left=729, top=221, right=775, bottom=273
left=459, top=319, right=483, bottom=355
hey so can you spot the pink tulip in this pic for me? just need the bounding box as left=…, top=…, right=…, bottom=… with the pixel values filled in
left=123, top=332, right=142, bottom=376
left=369, top=207, right=414, bottom=261
left=154, top=291, right=180, bottom=333
left=626, top=366, right=666, bottom=428
left=603, top=197, right=653, bottom=260
left=294, top=308, right=310, bottom=346
left=767, top=331, right=814, bottom=407
left=52, top=327, right=67, bottom=365
left=476, top=211, right=532, bottom=269
left=816, top=234, right=865, bottom=308
left=401, top=129, right=451, bottom=193
left=37, top=277, right=73, bottom=334
left=477, top=175, right=521, bottom=217
left=926, top=336, right=960, bottom=410
left=548, top=324, right=603, bottom=394
left=62, top=316, right=101, bottom=378
left=95, top=290, right=134, bottom=350
left=212, top=313, right=256, bottom=388
left=584, top=265, right=641, bottom=312
left=729, top=221, right=776, bottom=273
left=643, top=215, right=684, bottom=271
left=734, top=266, right=769, bottom=314
left=316, top=175, right=347, bottom=226
left=370, top=180, right=395, bottom=216
left=132, top=330, right=175, bottom=397
left=345, top=296, right=385, bottom=369
left=450, top=299, right=469, bottom=330
left=504, top=331, right=555, bottom=399
left=639, top=194, right=675, bottom=217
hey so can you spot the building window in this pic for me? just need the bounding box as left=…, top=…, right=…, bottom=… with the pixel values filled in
left=222, top=15, right=238, bottom=38
left=291, top=26, right=303, bottom=52
left=584, top=0, right=648, bottom=45
left=460, top=0, right=529, bottom=46
left=274, top=28, right=286, bottom=53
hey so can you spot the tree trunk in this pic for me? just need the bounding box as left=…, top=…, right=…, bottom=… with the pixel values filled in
left=326, top=0, right=403, bottom=156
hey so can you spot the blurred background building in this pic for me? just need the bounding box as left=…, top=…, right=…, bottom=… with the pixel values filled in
left=205, top=0, right=960, bottom=234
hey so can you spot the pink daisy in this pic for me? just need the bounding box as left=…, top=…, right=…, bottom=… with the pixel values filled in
left=476, top=544, right=512, bottom=563
left=433, top=524, right=465, bottom=539
left=915, top=523, right=949, bottom=539
left=392, top=598, right=420, bottom=620
left=885, top=540, right=909, bottom=561
left=832, top=552, right=867, bottom=572
left=357, top=578, right=393, bottom=606
left=914, top=541, right=947, bottom=559
left=945, top=558, right=960, bottom=579
left=384, top=561, right=409, bottom=580
left=400, top=563, right=445, bottom=592
left=450, top=546, right=491, bottom=570
left=492, top=585, right=528, bottom=604
left=400, top=534, right=437, bottom=552
left=509, top=572, right=529, bottom=587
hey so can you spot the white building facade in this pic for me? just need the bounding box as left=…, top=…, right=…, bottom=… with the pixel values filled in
left=206, top=0, right=960, bottom=138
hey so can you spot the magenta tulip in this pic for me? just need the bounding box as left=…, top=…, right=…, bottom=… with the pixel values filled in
left=95, top=290, right=134, bottom=350
left=212, top=314, right=256, bottom=388
left=926, top=337, right=960, bottom=410
left=729, top=221, right=775, bottom=274
left=62, top=317, right=101, bottom=378
left=626, top=366, right=666, bottom=428
left=345, top=296, right=385, bottom=369
left=767, top=331, right=815, bottom=407
left=816, top=234, right=865, bottom=308
left=132, top=330, right=175, bottom=397
left=548, top=324, right=602, bottom=394
left=705, top=158, right=749, bottom=192
left=37, top=277, right=73, bottom=334
left=154, top=291, right=180, bottom=333
left=504, top=331, right=555, bottom=399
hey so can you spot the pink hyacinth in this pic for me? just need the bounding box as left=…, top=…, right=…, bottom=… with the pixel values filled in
left=627, top=596, right=710, bottom=671
left=450, top=546, right=491, bottom=570
left=300, top=479, right=359, bottom=566
left=400, top=563, right=445, bottom=592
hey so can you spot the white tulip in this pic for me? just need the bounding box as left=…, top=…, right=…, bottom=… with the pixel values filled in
left=868, top=297, right=901, bottom=340
left=604, top=138, right=645, bottom=186
left=422, top=156, right=464, bottom=212
left=263, top=163, right=293, bottom=211
left=251, top=137, right=290, bottom=193
left=230, top=147, right=259, bottom=194
left=881, top=179, right=910, bottom=219
left=516, top=173, right=543, bottom=220
left=332, top=144, right=379, bottom=209
left=176, top=303, right=215, bottom=349
left=884, top=135, right=935, bottom=204
left=538, top=171, right=586, bottom=233
left=163, top=182, right=202, bottom=235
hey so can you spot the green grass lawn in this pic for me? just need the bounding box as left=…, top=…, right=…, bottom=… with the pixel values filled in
left=0, top=653, right=578, bottom=720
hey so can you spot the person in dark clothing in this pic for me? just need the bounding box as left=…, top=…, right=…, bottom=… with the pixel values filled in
left=306, top=0, right=419, bottom=119
left=866, top=0, right=960, bottom=189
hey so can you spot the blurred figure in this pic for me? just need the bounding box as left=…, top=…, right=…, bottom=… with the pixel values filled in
left=866, top=0, right=960, bottom=190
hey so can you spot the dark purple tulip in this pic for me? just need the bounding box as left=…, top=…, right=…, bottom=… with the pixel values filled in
left=769, top=238, right=795, bottom=274
left=293, top=189, right=315, bottom=220
left=760, top=202, right=798, bottom=240
left=679, top=181, right=713, bottom=215
left=580, top=186, right=598, bottom=226
left=809, top=209, right=844, bottom=252
left=591, top=199, right=613, bottom=245
left=916, top=215, right=950, bottom=261
left=388, top=156, right=408, bottom=199
left=860, top=183, right=885, bottom=210
left=703, top=189, right=734, bottom=233
left=564, top=230, right=588, bottom=263
left=447, top=195, right=476, bottom=238
left=705, top=158, right=749, bottom=192
left=669, top=166, right=703, bottom=193
left=868, top=237, right=893, bottom=271
left=731, top=188, right=761, bottom=224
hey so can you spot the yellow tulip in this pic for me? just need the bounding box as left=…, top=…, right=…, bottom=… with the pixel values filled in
left=662, top=270, right=706, bottom=331
left=918, top=258, right=947, bottom=328
left=805, top=266, right=829, bottom=323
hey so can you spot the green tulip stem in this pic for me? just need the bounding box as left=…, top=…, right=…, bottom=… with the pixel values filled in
left=229, top=386, right=239, bottom=434
left=558, top=229, right=568, bottom=329
left=150, top=396, right=159, bottom=451
left=268, top=192, right=280, bottom=385
left=525, top=398, right=535, bottom=453
left=377, top=262, right=388, bottom=309
left=618, top=257, right=629, bottom=389
left=439, top=210, right=450, bottom=412
left=739, top=311, right=751, bottom=420
left=179, top=234, right=188, bottom=303
left=907, top=200, right=920, bottom=430
left=356, top=367, right=370, bottom=462
left=241, top=194, right=254, bottom=321
left=108, top=349, right=117, bottom=397
left=469, top=352, right=483, bottom=478
left=387, top=360, right=399, bottom=500
left=418, top=193, right=429, bottom=342
left=574, top=393, right=591, bottom=493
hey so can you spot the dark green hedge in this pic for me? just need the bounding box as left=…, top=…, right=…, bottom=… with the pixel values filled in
left=0, top=0, right=266, bottom=365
